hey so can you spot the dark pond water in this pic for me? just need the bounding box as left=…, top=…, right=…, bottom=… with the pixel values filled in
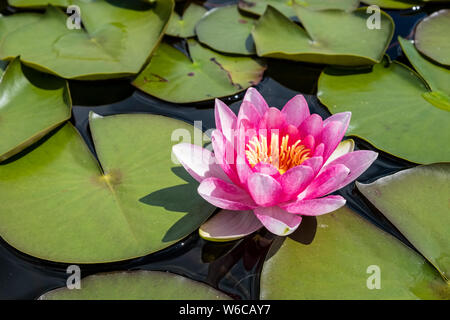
left=0, top=0, right=447, bottom=300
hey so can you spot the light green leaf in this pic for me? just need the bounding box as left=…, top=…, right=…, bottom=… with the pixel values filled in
left=252, top=6, right=394, bottom=66
left=414, top=9, right=450, bottom=66
left=0, top=114, right=216, bottom=263
left=317, top=58, right=450, bottom=163
left=0, top=58, right=71, bottom=162
left=166, top=3, right=207, bottom=38
left=39, top=271, right=230, bottom=300
left=133, top=39, right=266, bottom=103
left=260, top=206, right=450, bottom=299
left=239, top=0, right=359, bottom=18
left=196, top=5, right=257, bottom=55
left=0, top=0, right=173, bottom=79
left=357, top=164, right=450, bottom=282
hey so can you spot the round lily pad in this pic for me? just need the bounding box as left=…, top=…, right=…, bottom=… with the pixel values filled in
left=39, top=271, right=230, bottom=300
left=357, top=163, right=450, bottom=282
left=196, top=5, right=257, bottom=55
left=0, top=0, right=173, bottom=79
left=414, top=9, right=450, bottom=67
left=260, top=206, right=450, bottom=299
left=317, top=58, right=450, bottom=164
left=0, top=114, right=215, bottom=263
left=133, top=39, right=266, bottom=103
left=0, top=58, right=71, bottom=162
left=252, top=6, right=394, bottom=66
left=166, top=3, right=207, bottom=38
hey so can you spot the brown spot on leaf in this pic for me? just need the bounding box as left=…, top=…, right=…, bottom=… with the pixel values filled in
left=187, top=72, right=195, bottom=77
left=238, top=19, right=248, bottom=24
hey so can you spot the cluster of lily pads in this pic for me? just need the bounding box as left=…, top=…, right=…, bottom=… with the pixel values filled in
left=0, top=0, right=448, bottom=299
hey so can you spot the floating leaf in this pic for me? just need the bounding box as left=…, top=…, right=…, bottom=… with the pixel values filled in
left=40, top=271, right=230, bottom=300
left=0, top=114, right=215, bottom=263
left=317, top=58, right=450, bottom=163
left=361, top=0, right=421, bottom=9
left=196, top=5, right=257, bottom=55
left=0, top=0, right=173, bottom=79
left=260, top=206, right=450, bottom=299
left=238, top=0, right=359, bottom=18
left=166, top=3, right=207, bottom=38
left=0, top=58, right=71, bottom=162
left=252, top=6, right=394, bottom=66
left=414, top=9, right=450, bottom=66
left=133, top=39, right=266, bottom=103
left=357, top=164, right=450, bottom=282
left=399, top=37, right=450, bottom=111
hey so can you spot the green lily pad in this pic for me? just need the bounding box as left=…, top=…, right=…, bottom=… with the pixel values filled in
left=357, top=164, right=450, bottom=282
left=0, top=58, right=71, bottom=162
left=0, top=0, right=173, bottom=79
left=166, top=3, right=207, bottom=38
left=260, top=206, right=450, bottom=299
left=252, top=5, right=394, bottom=66
left=361, top=0, right=422, bottom=9
left=40, top=271, right=230, bottom=300
left=0, top=114, right=215, bottom=263
left=414, top=9, right=450, bottom=67
left=196, top=5, right=257, bottom=55
left=399, top=37, right=450, bottom=111
left=238, top=0, right=359, bottom=18
left=317, top=58, right=450, bottom=164
left=133, top=39, right=266, bottom=103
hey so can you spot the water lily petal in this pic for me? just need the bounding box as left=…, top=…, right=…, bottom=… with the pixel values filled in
left=302, top=134, right=315, bottom=151
left=313, top=143, right=324, bottom=158
left=281, top=94, right=310, bottom=127
left=253, top=162, right=281, bottom=179
left=198, top=177, right=257, bottom=210
left=243, top=87, right=269, bottom=116
left=323, top=139, right=354, bottom=167
left=237, top=101, right=261, bottom=130
left=215, top=98, right=237, bottom=143
left=199, top=209, right=262, bottom=242
left=172, top=143, right=229, bottom=183
left=254, top=206, right=302, bottom=236
left=236, top=154, right=253, bottom=185
left=247, top=173, right=283, bottom=207
left=323, top=150, right=378, bottom=190
left=259, top=107, right=286, bottom=131
left=301, top=156, right=323, bottom=176
left=303, top=164, right=350, bottom=199
left=298, top=114, right=322, bottom=140
left=280, top=165, right=314, bottom=199
left=321, top=112, right=351, bottom=160
left=281, top=195, right=346, bottom=215
left=211, top=129, right=240, bottom=185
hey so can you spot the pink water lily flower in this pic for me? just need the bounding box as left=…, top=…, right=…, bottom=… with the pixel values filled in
left=173, top=88, right=377, bottom=238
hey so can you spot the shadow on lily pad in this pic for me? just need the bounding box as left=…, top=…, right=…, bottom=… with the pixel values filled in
left=139, top=166, right=214, bottom=243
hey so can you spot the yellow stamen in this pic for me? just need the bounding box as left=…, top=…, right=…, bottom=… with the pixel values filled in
left=245, top=133, right=311, bottom=174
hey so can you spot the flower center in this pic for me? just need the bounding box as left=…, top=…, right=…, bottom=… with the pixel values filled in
left=245, top=133, right=310, bottom=174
